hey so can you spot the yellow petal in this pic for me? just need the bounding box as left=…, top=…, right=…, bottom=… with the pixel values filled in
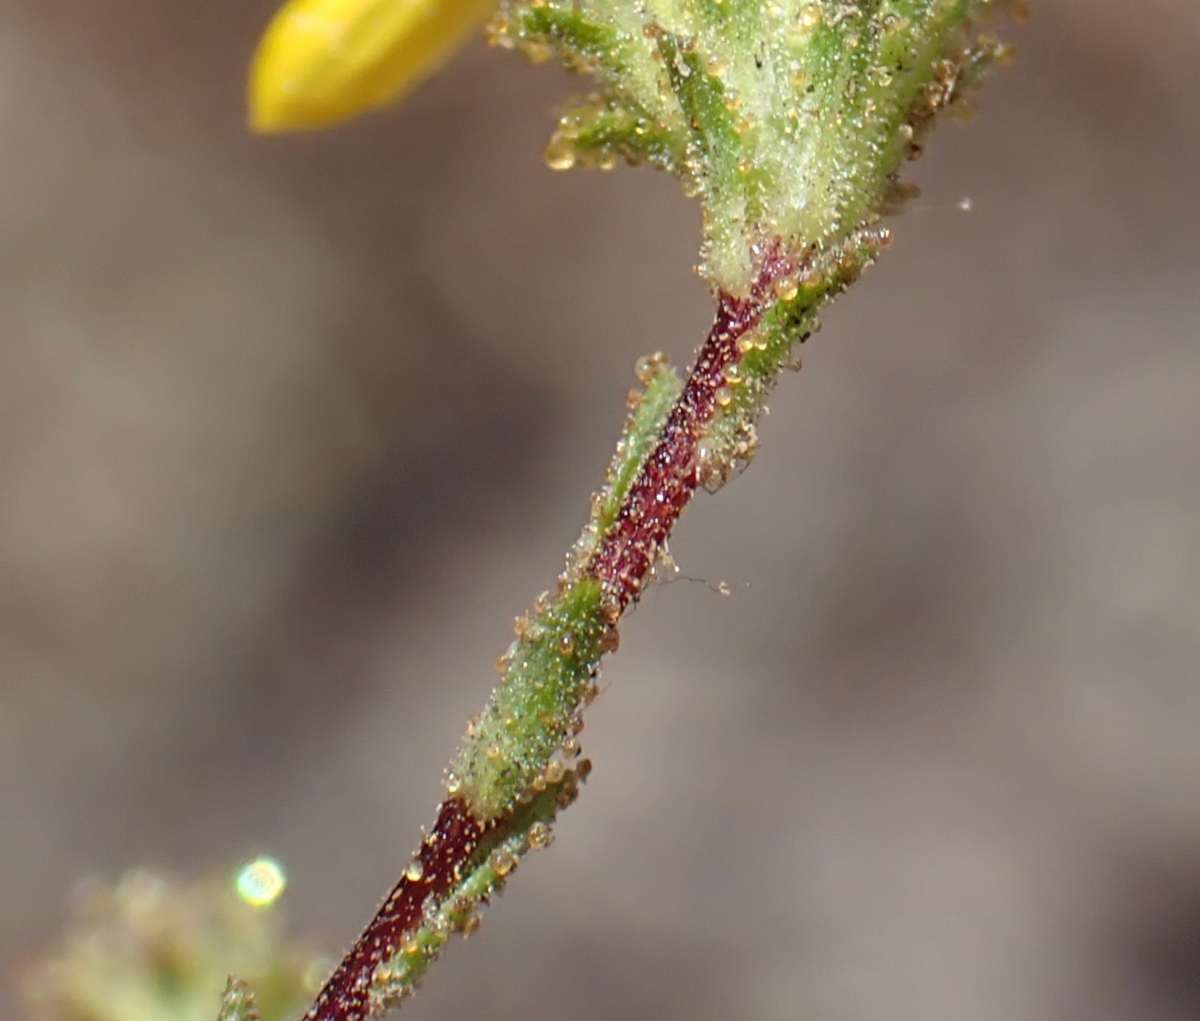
left=250, top=0, right=497, bottom=133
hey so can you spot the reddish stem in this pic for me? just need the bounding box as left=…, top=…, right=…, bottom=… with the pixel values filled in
left=588, top=249, right=789, bottom=611
left=300, top=250, right=788, bottom=1021
left=303, top=799, right=483, bottom=1021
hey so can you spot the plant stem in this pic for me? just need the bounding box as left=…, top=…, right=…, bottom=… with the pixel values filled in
left=295, top=223, right=889, bottom=1021
left=220, top=4, right=1019, bottom=1020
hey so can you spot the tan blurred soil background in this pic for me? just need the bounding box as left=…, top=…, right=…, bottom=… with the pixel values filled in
left=1, top=1, right=1199, bottom=1019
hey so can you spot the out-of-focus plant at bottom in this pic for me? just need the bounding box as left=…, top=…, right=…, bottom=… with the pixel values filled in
left=19, top=862, right=322, bottom=1021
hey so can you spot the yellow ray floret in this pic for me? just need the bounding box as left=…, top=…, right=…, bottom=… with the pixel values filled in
left=250, top=0, right=496, bottom=132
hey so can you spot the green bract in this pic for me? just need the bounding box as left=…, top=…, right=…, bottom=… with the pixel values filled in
left=492, top=0, right=1013, bottom=291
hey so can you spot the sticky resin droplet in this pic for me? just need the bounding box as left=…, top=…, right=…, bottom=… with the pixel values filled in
left=634, top=351, right=666, bottom=384
left=527, top=822, right=553, bottom=850
left=445, top=769, right=462, bottom=794
left=522, top=39, right=552, bottom=63
left=489, top=846, right=516, bottom=877
left=236, top=857, right=287, bottom=908
left=544, top=759, right=566, bottom=784
left=486, top=743, right=502, bottom=760
left=559, top=632, right=575, bottom=656
left=544, top=138, right=576, bottom=171
left=722, top=363, right=742, bottom=385
left=599, top=626, right=619, bottom=654
left=774, top=278, right=799, bottom=302
left=714, top=387, right=733, bottom=408
left=405, top=858, right=425, bottom=883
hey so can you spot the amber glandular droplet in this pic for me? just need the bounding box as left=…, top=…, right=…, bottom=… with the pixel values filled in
left=634, top=351, right=668, bottom=384
left=773, top=277, right=799, bottom=301
left=489, top=846, right=516, bottom=877
left=544, top=138, right=577, bottom=171
left=527, top=822, right=553, bottom=850
left=599, top=626, right=620, bottom=654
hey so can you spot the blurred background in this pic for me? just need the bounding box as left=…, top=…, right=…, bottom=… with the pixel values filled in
left=1, top=1, right=1199, bottom=1018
